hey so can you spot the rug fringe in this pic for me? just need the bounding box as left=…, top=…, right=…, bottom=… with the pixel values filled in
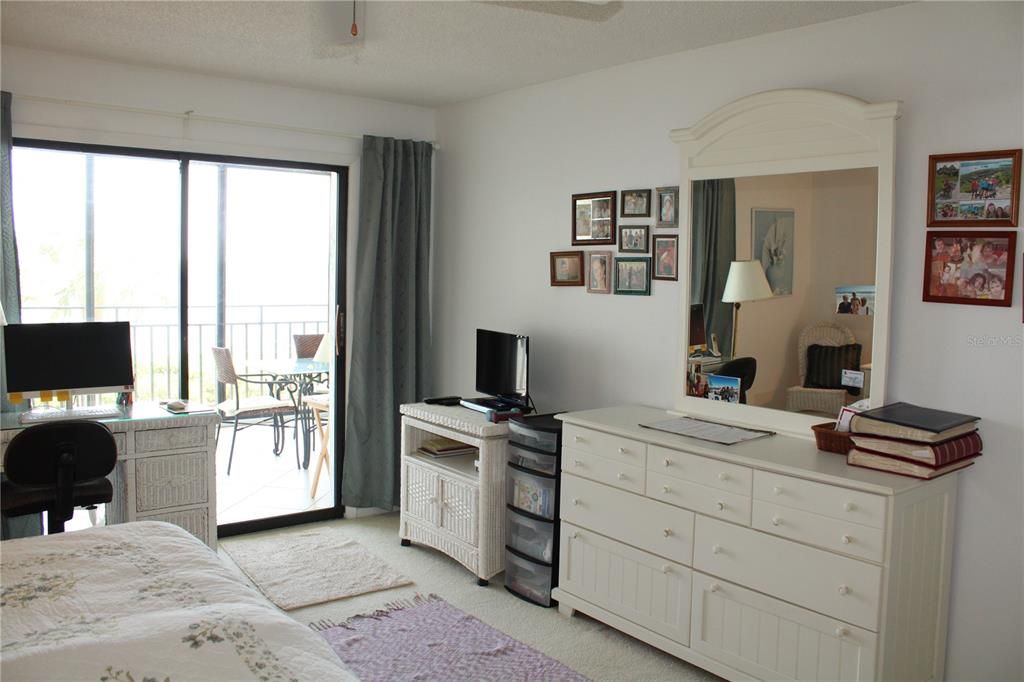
left=308, top=593, right=442, bottom=631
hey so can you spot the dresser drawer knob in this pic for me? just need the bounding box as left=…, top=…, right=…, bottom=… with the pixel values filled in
left=662, top=485, right=671, bottom=494
left=712, top=544, right=722, bottom=555
left=617, top=472, right=626, bottom=480
left=618, top=447, right=628, bottom=454
left=716, top=501, right=726, bottom=511
left=771, top=516, right=781, bottom=527
left=571, top=498, right=580, bottom=506
left=844, top=501, right=857, bottom=512
left=662, top=528, right=674, bottom=537
left=710, top=582, right=721, bottom=593
left=838, top=584, right=850, bottom=596
left=663, top=458, right=672, bottom=467
left=661, top=565, right=672, bottom=574
left=841, top=535, right=852, bottom=545
left=773, top=486, right=783, bottom=495
left=835, top=626, right=849, bottom=638
left=718, top=472, right=729, bottom=481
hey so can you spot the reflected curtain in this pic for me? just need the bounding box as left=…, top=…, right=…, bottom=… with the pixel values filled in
left=343, top=135, right=433, bottom=509
left=1, top=91, right=22, bottom=409
left=690, top=179, right=736, bottom=356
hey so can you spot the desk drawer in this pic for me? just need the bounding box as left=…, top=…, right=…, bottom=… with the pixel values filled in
left=561, top=473, right=693, bottom=565
left=563, top=425, right=646, bottom=466
left=648, top=471, right=751, bottom=526
left=754, top=472, right=887, bottom=529
left=135, top=452, right=209, bottom=512
left=693, top=516, right=882, bottom=631
left=753, top=501, right=885, bottom=563
left=563, top=447, right=645, bottom=494
left=649, top=446, right=751, bottom=497
left=135, top=425, right=209, bottom=453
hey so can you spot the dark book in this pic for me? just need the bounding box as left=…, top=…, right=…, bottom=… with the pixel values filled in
left=848, top=449, right=979, bottom=480
left=849, top=430, right=982, bottom=467
left=850, top=402, right=978, bottom=443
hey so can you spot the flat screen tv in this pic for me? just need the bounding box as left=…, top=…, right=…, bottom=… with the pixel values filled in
left=476, top=329, right=529, bottom=407
left=3, top=322, right=135, bottom=398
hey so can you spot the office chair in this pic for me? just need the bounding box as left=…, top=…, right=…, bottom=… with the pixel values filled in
left=716, top=357, right=757, bottom=404
left=1, top=420, right=117, bottom=534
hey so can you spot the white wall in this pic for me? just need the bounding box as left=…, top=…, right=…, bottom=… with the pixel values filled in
left=434, top=3, right=1023, bottom=678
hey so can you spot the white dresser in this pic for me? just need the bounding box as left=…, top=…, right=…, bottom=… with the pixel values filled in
left=552, top=405, right=958, bottom=682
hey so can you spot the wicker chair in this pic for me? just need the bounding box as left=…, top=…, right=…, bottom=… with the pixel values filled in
left=293, top=334, right=324, bottom=359
left=785, top=323, right=857, bottom=416
left=212, top=347, right=299, bottom=475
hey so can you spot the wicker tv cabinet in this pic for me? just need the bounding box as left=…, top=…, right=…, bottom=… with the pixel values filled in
left=398, top=403, right=509, bottom=585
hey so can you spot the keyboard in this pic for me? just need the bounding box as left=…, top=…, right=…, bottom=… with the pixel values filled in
left=19, top=405, right=124, bottom=424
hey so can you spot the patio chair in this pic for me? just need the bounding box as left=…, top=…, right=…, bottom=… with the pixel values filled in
left=212, top=347, right=300, bottom=475
left=293, top=333, right=324, bottom=359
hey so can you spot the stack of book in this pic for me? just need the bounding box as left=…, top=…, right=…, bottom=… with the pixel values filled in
left=417, top=436, right=477, bottom=459
left=848, top=402, right=981, bottom=479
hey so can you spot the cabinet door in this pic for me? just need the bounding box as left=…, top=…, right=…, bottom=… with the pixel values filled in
left=691, top=573, right=877, bottom=681
left=403, top=460, right=439, bottom=525
left=560, top=522, right=691, bottom=645
left=440, top=475, right=479, bottom=546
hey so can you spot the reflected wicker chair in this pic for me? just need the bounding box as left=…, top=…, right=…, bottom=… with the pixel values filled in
left=785, top=323, right=857, bottom=416
left=211, top=347, right=300, bottom=475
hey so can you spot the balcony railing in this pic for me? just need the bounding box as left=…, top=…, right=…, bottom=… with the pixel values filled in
left=21, top=304, right=328, bottom=404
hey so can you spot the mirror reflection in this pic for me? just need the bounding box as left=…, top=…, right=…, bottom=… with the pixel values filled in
left=686, top=169, right=878, bottom=416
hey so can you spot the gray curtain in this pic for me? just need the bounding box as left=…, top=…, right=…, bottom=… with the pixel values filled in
left=343, top=135, right=433, bottom=509
left=690, top=179, right=736, bottom=356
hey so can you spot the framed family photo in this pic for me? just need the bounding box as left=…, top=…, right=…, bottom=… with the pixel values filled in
left=655, top=186, right=679, bottom=228
left=614, top=257, right=651, bottom=296
left=620, top=189, right=652, bottom=218
left=586, top=251, right=613, bottom=294
left=922, top=231, right=1016, bottom=306
left=618, top=225, right=649, bottom=253
left=549, top=250, right=584, bottom=287
left=927, top=149, right=1021, bottom=227
left=652, top=235, right=679, bottom=281
left=572, top=191, right=617, bottom=245
left=752, top=208, right=795, bottom=296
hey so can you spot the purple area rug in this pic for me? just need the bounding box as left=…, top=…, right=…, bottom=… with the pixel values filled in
left=311, top=594, right=588, bottom=681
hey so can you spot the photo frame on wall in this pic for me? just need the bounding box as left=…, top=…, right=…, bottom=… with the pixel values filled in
left=614, top=257, right=651, bottom=296
left=618, top=225, right=650, bottom=253
left=572, top=191, right=617, bottom=245
left=927, top=149, right=1021, bottom=227
left=922, top=231, right=1016, bottom=307
left=586, top=251, right=613, bottom=294
left=752, top=208, right=795, bottom=296
left=655, top=186, right=679, bottom=228
left=652, top=234, right=679, bottom=281
left=549, top=250, right=585, bottom=287
left=620, top=189, right=652, bottom=218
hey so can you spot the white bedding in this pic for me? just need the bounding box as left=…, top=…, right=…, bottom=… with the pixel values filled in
left=1, top=522, right=356, bottom=681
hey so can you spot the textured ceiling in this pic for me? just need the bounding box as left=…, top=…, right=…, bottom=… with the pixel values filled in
left=1, top=1, right=901, bottom=107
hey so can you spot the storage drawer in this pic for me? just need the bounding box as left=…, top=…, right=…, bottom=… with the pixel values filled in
left=691, top=573, right=877, bottom=681
left=649, top=446, right=751, bottom=496
left=754, top=471, right=887, bottom=529
left=648, top=471, right=751, bottom=526
left=563, top=447, right=645, bottom=494
left=135, top=425, right=208, bottom=453
left=561, top=473, right=693, bottom=566
left=138, top=506, right=210, bottom=546
left=753, top=500, right=885, bottom=563
left=508, top=443, right=557, bottom=476
left=135, top=452, right=209, bottom=512
left=508, top=466, right=557, bottom=520
left=563, top=425, right=646, bottom=466
left=507, top=510, right=555, bottom=564
left=560, top=522, right=691, bottom=644
left=509, top=420, right=560, bottom=454
left=505, top=548, right=554, bottom=606
left=694, top=516, right=882, bottom=631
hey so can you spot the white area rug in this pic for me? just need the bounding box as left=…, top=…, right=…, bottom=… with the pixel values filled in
left=221, top=527, right=412, bottom=610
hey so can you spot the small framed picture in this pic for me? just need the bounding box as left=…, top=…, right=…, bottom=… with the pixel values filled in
left=549, top=250, right=584, bottom=287
left=652, top=234, right=679, bottom=281
left=835, top=405, right=861, bottom=433
left=927, top=149, right=1021, bottom=227
left=572, top=191, right=617, bottom=246
left=656, top=186, right=679, bottom=228
left=620, top=189, right=652, bottom=217
left=613, top=257, right=651, bottom=296
left=922, top=231, right=1016, bottom=306
left=834, top=285, right=875, bottom=316
left=586, top=251, right=613, bottom=294
left=618, top=225, right=649, bottom=253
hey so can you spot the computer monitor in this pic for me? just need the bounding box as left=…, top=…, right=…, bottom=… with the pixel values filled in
left=3, top=322, right=135, bottom=399
left=475, top=329, right=529, bottom=407
left=688, top=303, right=707, bottom=353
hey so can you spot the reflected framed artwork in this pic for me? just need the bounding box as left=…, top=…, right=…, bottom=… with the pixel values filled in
left=922, top=231, right=1016, bottom=306
left=927, top=149, right=1021, bottom=227
left=572, top=191, right=617, bottom=245
left=752, top=208, right=794, bottom=296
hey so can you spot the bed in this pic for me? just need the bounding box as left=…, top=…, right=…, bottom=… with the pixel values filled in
left=1, top=521, right=355, bottom=681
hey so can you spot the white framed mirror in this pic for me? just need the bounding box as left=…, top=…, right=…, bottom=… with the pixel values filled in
left=670, top=89, right=902, bottom=438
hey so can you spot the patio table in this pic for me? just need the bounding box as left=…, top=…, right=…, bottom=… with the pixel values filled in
left=244, top=358, right=329, bottom=468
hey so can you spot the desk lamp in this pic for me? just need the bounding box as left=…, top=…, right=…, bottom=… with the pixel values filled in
left=721, top=260, right=773, bottom=358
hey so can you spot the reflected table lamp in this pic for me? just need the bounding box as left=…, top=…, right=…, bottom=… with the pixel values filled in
left=313, top=332, right=334, bottom=365
left=722, top=260, right=773, bottom=358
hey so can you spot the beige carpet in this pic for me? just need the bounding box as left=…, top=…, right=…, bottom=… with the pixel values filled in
left=220, top=526, right=412, bottom=610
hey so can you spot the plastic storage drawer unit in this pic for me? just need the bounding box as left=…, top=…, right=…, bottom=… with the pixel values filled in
left=507, top=509, right=555, bottom=563
left=507, top=465, right=557, bottom=520
left=505, top=548, right=555, bottom=607
left=508, top=417, right=561, bottom=454
left=508, top=443, right=558, bottom=476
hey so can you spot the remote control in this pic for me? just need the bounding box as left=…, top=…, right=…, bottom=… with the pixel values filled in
left=424, top=396, right=461, bottom=406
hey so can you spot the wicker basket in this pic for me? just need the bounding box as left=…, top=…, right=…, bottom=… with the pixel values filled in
left=812, top=422, right=854, bottom=455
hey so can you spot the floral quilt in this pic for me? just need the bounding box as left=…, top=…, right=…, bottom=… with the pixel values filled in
left=1, top=521, right=356, bottom=681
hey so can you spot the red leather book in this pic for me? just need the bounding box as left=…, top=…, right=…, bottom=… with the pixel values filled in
left=849, top=430, right=982, bottom=467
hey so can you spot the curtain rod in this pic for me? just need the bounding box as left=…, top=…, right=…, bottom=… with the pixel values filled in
left=14, top=94, right=439, bottom=149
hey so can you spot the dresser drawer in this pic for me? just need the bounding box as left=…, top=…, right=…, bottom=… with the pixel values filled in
left=563, top=447, right=645, bottom=494
left=135, top=452, right=209, bottom=512
left=754, top=472, right=887, bottom=529
left=693, top=516, right=882, bottom=631
left=135, top=425, right=209, bottom=453
left=563, top=425, right=646, bottom=466
left=649, top=446, right=751, bottom=497
left=753, top=501, right=885, bottom=563
left=561, top=522, right=691, bottom=645
left=138, top=506, right=210, bottom=546
left=561, top=473, right=693, bottom=566
left=648, top=471, right=751, bottom=526
left=691, top=573, right=877, bottom=681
